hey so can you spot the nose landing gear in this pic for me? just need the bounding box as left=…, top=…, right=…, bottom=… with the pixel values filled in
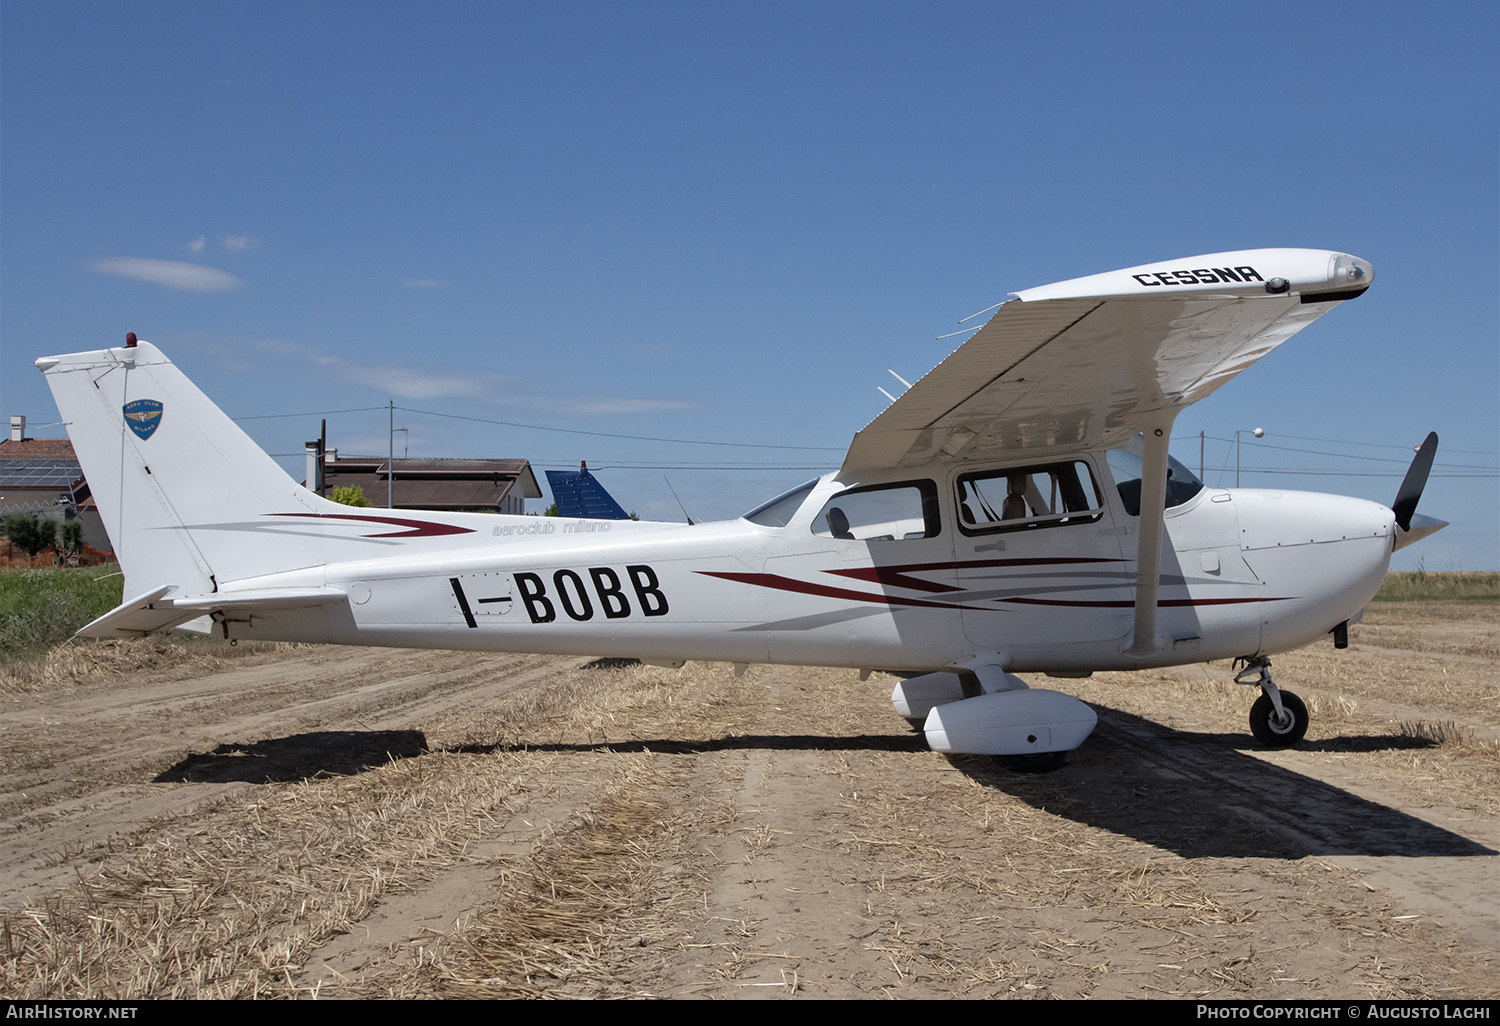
left=1235, top=656, right=1309, bottom=747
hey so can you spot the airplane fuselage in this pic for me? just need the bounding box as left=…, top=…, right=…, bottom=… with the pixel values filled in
left=211, top=460, right=1397, bottom=675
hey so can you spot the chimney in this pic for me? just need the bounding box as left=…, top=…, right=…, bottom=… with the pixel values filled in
left=305, top=441, right=323, bottom=494
left=9, top=415, right=24, bottom=442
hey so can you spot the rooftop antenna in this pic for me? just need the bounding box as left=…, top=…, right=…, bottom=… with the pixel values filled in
left=663, top=475, right=695, bottom=525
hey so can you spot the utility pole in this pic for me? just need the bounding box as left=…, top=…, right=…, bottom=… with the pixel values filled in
left=1235, top=427, right=1264, bottom=488
left=388, top=400, right=394, bottom=509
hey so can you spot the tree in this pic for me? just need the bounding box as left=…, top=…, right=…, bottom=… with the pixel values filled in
left=544, top=503, right=559, bottom=517
left=58, top=519, right=84, bottom=553
left=329, top=485, right=374, bottom=507
left=2, top=513, right=57, bottom=558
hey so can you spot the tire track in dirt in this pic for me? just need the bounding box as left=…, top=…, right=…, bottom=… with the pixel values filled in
left=0, top=647, right=586, bottom=909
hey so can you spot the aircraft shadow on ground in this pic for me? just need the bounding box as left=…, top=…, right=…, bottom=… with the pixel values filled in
left=448, top=702, right=1493, bottom=861
left=153, top=730, right=428, bottom=784
left=144, top=707, right=1492, bottom=862
left=948, top=704, right=1496, bottom=860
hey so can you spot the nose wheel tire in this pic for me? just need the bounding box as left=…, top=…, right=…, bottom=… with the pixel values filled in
left=1249, top=691, right=1308, bottom=747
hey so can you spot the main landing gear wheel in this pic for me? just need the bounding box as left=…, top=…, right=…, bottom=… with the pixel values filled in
left=996, top=751, right=1068, bottom=773
left=1249, top=691, right=1308, bottom=747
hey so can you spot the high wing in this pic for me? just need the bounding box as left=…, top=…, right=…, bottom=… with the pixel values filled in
left=842, top=248, right=1373, bottom=474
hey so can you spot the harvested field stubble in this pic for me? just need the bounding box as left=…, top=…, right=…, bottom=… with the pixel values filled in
left=0, top=600, right=1495, bottom=998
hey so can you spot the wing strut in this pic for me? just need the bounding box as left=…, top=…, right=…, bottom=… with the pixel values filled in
left=1124, top=409, right=1180, bottom=658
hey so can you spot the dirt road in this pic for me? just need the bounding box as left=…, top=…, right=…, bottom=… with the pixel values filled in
left=2, top=602, right=1495, bottom=998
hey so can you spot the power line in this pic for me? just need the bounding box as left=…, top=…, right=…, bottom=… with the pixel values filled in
left=1263, top=432, right=1498, bottom=457
left=233, top=406, right=387, bottom=420
left=395, top=405, right=846, bottom=452
left=1188, top=434, right=1496, bottom=472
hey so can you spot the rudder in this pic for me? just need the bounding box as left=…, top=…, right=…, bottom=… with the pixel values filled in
left=37, top=340, right=336, bottom=598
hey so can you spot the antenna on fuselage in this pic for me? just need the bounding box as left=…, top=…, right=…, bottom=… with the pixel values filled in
left=663, top=476, right=695, bottom=526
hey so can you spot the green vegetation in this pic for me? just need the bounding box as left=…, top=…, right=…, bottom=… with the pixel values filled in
left=3, top=513, right=58, bottom=558
left=329, top=485, right=373, bottom=507
left=0, top=566, right=125, bottom=662
left=2, top=513, right=86, bottom=557
left=1375, top=570, right=1499, bottom=602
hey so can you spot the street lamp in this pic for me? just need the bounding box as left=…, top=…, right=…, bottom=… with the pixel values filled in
left=1235, top=427, right=1264, bottom=488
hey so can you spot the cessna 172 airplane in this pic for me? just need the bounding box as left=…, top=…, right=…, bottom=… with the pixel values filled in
left=38, top=248, right=1447, bottom=767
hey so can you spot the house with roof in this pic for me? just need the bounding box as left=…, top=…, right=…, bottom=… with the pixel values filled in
left=315, top=451, right=541, bottom=514
left=0, top=415, right=111, bottom=556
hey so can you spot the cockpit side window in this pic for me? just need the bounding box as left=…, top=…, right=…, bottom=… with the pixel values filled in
left=1105, top=445, right=1204, bottom=516
left=956, top=461, right=1103, bottom=535
left=812, top=480, right=940, bottom=541
left=743, top=479, right=818, bottom=528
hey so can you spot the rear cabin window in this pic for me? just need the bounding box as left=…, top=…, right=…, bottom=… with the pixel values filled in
left=743, top=479, right=818, bottom=528
left=812, top=481, right=940, bottom=541
left=956, top=461, right=1103, bottom=535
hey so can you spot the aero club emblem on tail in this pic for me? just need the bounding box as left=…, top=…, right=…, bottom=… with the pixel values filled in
left=123, top=399, right=164, bottom=440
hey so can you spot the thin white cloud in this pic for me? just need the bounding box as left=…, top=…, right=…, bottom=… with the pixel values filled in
left=186, top=236, right=206, bottom=253
left=222, top=235, right=254, bottom=252
left=172, top=333, right=696, bottom=412
left=90, top=257, right=241, bottom=292
left=253, top=339, right=494, bottom=400
left=343, top=365, right=491, bottom=401
left=403, top=278, right=445, bottom=288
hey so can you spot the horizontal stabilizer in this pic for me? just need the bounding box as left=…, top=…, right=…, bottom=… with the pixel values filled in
left=76, top=586, right=192, bottom=638
left=77, top=586, right=348, bottom=639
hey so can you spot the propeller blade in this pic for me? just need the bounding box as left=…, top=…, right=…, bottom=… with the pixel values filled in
left=1392, top=431, right=1438, bottom=532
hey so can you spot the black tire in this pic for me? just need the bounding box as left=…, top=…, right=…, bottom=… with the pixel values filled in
left=996, top=751, right=1068, bottom=773
left=1249, top=691, right=1308, bottom=747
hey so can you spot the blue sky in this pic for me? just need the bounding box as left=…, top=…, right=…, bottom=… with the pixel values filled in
left=3, top=1, right=1495, bottom=569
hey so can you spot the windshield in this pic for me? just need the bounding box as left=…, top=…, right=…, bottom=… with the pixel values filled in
left=743, top=478, right=819, bottom=528
left=1106, top=439, right=1203, bottom=516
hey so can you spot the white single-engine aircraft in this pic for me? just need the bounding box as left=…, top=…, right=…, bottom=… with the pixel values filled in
left=39, top=248, right=1447, bottom=768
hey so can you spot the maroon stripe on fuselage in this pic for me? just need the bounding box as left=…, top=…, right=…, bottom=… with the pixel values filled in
left=997, top=596, right=1287, bottom=608
left=825, top=555, right=1127, bottom=594
left=696, top=571, right=991, bottom=611
left=270, top=512, right=474, bottom=538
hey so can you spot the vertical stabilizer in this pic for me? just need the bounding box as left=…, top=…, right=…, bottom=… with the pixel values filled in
left=37, top=341, right=336, bottom=597
left=545, top=462, right=631, bottom=520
